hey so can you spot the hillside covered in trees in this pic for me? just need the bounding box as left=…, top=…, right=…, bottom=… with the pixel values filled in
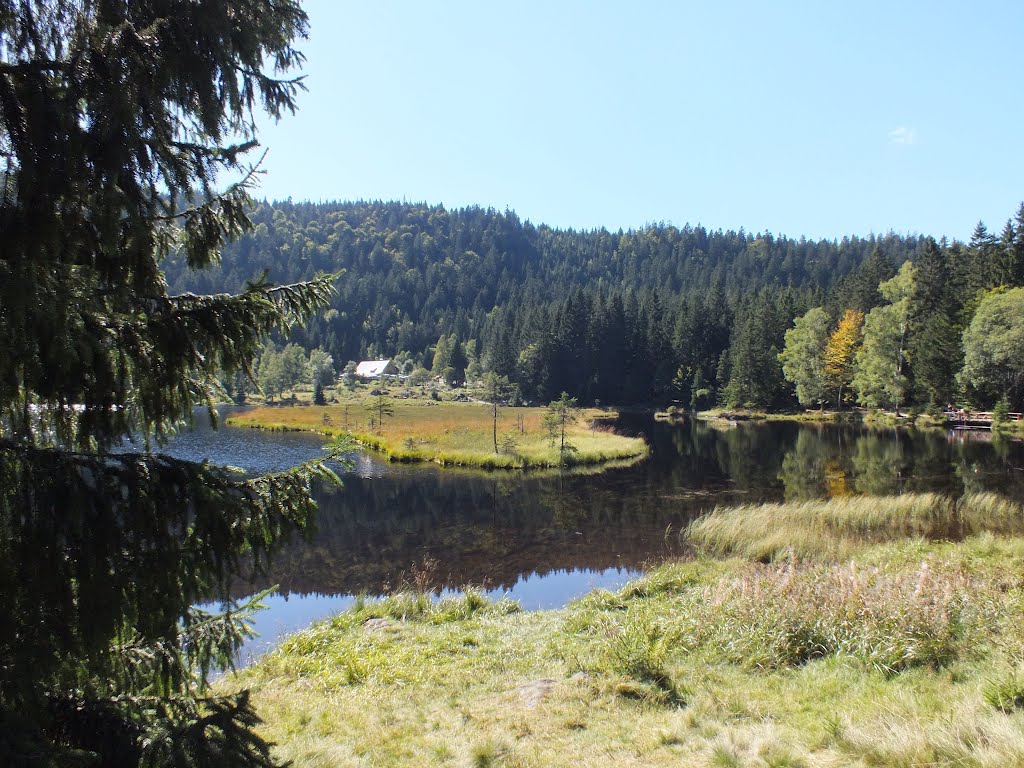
left=163, top=200, right=1024, bottom=411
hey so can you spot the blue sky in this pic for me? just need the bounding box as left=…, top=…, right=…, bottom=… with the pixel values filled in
left=251, top=1, right=1024, bottom=241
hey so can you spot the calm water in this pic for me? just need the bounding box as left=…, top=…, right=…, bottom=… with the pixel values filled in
left=162, top=410, right=1024, bottom=660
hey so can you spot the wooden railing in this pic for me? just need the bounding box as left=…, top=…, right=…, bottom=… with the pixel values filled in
left=944, top=410, right=1024, bottom=425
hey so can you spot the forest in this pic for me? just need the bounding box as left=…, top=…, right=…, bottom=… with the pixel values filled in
left=163, top=200, right=1024, bottom=411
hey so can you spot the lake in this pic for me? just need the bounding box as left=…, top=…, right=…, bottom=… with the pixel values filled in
left=163, top=410, right=1024, bottom=660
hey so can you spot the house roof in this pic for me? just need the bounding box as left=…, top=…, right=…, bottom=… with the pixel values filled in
left=355, top=360, right=394, bottom=378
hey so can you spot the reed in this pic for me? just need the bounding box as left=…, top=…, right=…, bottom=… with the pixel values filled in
left=687, top=492, right=1024, bottom=562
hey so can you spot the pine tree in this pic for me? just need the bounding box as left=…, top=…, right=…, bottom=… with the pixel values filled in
left=479, top=372, right=514, bottom=453
left=909, top=238, right=960, bottom=407
left=0, top=3, right=340, bottom=764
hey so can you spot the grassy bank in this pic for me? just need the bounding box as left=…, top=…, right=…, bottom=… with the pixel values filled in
left=688, top=491, right=1024, bottom=562
left=696, top=408, right=859, bottom=425
left=226, top=400, right=647, bottom=470
left=222, top=493, right=1024, bottom=766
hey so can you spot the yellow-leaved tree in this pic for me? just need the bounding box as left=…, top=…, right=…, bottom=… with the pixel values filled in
left=824, top=309, right=865, bottom=407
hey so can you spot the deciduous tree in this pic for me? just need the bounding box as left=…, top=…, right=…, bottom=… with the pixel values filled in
left=960, top=288, right=1024, bottom=409
left=823, top=309, right=864, bottom=407
left=779, top=307, right=831, bottom=408
left=852, top=262, right=916, bottom=412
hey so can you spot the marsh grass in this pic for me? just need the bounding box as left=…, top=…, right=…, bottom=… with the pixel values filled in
left=221, top=493, right=1024, bottom=767
left=225, top=545, right=1024, bottom=767
left=688, top=492, right=1024, bottom=561
left=226, top=401, right=647, bottom=469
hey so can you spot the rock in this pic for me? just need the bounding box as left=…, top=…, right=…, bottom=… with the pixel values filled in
left=363, top=617, right=393, bottom=632
left=515, top=677, right=559, bottom=708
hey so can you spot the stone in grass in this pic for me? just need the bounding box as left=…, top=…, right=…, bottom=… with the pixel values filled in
left=363, top=618, right=394, bottom=633
left=515, top=678, right=559, bottom=709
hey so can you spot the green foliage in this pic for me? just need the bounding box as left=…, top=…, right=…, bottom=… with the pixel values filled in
left=960, top=287, right=1024, bottom=408
left=308, top=346, right=336, bottom=389
left=164, top=198, right=936, bottom=407
left=852, top=261, right=916, bottom=411
left=984, top=675, right=1024, bottom=713
left=340, top=360, right=358, bottom=389
left=479, top=372, right=514, bottom=453
left=779, top=307, right=830, bottom=407
left=723, top=292, right=789, bottom=409
left=0, top=1, right=341, bottom=763
left=543, top=392, right=580, bottom=463
left=371, top=389, right=395, bottom=431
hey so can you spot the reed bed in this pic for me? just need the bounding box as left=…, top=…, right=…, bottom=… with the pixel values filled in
left=687, top=492, right=1024, bottom=561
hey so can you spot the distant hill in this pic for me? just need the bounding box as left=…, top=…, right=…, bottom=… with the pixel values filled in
left=162, top=200, right=930, bottom=404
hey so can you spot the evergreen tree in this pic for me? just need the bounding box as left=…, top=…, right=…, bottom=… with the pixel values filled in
left=965, top=221, right=1000, bottom=296
left=723, top=295, right=786, bottom=409
left=909, top=238, right=960, bottom=407
left=831, top=246, right=896, bottom=314
left=479, top=372, right=514, bottom=454
left=0, top=3, right=339, bottom=764
left=543, top=392, right=580, bottom=462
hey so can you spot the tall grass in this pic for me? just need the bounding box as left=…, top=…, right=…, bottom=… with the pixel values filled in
left=695, top=559, right=980, bottom=673
left=687, top=492, right=1024, bottom=561
left=566, top=557, right=999, bottom=677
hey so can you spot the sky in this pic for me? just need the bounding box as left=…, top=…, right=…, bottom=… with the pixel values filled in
left=249, top=1, right=1024, bottom=242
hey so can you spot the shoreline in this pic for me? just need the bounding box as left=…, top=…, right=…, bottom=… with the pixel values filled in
left=223, top=492, right=1024, bottom=767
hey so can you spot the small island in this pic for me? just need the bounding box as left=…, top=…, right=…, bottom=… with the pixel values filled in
left=227, top=392, right=648, bottom=470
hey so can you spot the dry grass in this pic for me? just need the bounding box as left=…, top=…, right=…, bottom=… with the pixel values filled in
left=226, top=401, right=647, bottom=469
left=223, top=541, right=1024, bottom=767
left=687, top=492, right=1024, bottom=562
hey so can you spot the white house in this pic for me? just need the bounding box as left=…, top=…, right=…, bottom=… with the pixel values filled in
left=355, top=359, right=398, bottom=380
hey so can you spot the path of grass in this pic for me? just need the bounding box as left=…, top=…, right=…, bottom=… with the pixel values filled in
left=227, top=400, right=648, bottom=470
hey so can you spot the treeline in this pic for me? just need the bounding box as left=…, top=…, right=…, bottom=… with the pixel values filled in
left=162, top=200, right=1024, bottom=409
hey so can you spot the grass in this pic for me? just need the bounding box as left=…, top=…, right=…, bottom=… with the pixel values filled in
left=696, top=408, right=859, bottom=425
left=226, top=398, right=648, bottom=470
left=687, top=492, right=1024, bottom=562
left=222, top=520, right=1024, bottom=767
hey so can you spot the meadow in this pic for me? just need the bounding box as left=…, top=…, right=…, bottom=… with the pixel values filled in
left=222, top=492, right=1024, bottom=767
left=226, top=395, right=648, bottom=470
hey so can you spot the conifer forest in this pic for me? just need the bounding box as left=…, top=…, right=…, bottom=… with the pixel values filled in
left=165, top=199, right=1024, bottom=411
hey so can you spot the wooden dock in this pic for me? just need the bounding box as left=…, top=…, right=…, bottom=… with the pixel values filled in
left=944, top=410, right=1023, bottom=429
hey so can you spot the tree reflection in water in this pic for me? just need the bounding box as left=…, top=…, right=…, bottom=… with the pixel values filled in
left=223, top=416, right=1024, bottom=602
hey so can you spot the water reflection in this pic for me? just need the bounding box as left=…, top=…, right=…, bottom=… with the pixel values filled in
left=161, top=412, right=1024, bottom=658
left=201, top=415, right=1024, bottom=602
